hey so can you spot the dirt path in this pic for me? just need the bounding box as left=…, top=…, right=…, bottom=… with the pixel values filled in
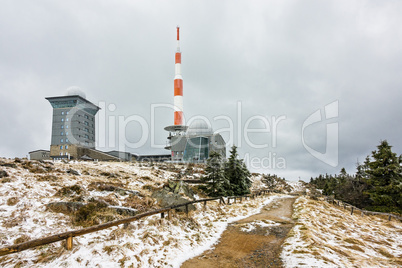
left=181, top=196, right=296, bottom=268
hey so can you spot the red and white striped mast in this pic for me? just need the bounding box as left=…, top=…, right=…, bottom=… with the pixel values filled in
left=174, top=26, right=184, bottom=125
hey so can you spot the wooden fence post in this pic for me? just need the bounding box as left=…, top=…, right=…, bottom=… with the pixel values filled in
left=168, top=210, right=172, bottom=220
left=240, top=197, right=242, bottom=203
left=66, top=236, right=73, bottom=250
left=203, top=201, right=207, bottom=211
left=185, top=204, right=189, bottom=218
left=351, top=207, right=354, bottom=215
left=388, top=215, right=392, bottom=221
left=161, top=212, right=165, bottom=219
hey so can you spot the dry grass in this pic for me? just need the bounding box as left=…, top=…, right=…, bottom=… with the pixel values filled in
left=122, top=195, right=155, bottom=212
left=14, top=234, right=30, bottom=244
left=6, top=196, right=19, bottom=206
left=55, top=184, right=84, bottom=197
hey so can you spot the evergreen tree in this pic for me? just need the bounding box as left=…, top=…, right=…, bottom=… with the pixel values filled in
left=366, top=140, right=402, bottom=213
left=201, top=151, right=229, bottom=196
left=224, top=145, right=252, bottom=195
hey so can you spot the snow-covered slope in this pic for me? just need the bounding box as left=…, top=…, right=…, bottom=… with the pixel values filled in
left=0, top=158, right=280, bottom=267
left=282, top=196, right=402, bottom=268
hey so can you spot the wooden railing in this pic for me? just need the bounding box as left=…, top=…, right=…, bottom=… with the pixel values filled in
left=324, top=197, right=402, bottom=221
left=0, top=190, right=271, bottom=256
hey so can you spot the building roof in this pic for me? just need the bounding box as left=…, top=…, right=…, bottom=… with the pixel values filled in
left=28, top=149, right=50, bottom=154
left=45, top=95, right=100, bottom=110
left=187, top=119, right=213, bottom=136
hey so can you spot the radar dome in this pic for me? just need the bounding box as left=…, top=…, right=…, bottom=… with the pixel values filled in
left=187, top=119, right=213, bottom=136
left=66, top=86, right=86, bottom=99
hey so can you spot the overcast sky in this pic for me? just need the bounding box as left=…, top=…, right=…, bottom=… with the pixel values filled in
left=1, top=0, right=401, bottom=181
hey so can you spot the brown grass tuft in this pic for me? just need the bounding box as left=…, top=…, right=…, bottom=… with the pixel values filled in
left=14, top=234, right=30, bottom=244
left=7, top=197, right=19, bottom=206
left=123, top=195, right=155, bottom=212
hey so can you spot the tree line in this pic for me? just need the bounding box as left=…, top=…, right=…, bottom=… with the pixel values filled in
left=310, top=140, right=402, bottom=215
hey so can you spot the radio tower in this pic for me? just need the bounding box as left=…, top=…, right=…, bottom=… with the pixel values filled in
left=165, top=26, right=188, bottom=161
left=174, top=26, right=183, bottom=125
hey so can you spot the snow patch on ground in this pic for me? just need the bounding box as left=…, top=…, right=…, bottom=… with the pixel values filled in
left=281, top=196, right=402, bottom=268
left=0, top=159, right=286, bottom=267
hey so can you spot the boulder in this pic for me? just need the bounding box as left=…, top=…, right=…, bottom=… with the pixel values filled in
left=0, top=170, right=8, bottom=178
left=66, top=168, right=80, bottom=176
left=46, top=202, right=85, bottom=215
left=152, top=189, right=196, bottom=212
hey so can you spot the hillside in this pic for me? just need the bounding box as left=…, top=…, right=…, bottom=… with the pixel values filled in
left=282, top=196, right=402, bottom=267
left=1, top=158, right=400, bottom=267
left=0, top=158, right=296, bottom=267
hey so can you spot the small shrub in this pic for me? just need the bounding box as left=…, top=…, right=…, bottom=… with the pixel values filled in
left=0, top=163, right=17, bottom=168
left=1, top=177, right=12, bottom=183
left=73, top=201, right=121, bottom=227
left=55, top=184, right=84, bottom=197
left=0, top=170, right=9, bottom=178
left=14, top=235, right=30, bottom=244
left=36, top=175, right=59, bottom=182
left=123, top=195, right=155, bottom=212
left=7, top=197, right=19, bottom=206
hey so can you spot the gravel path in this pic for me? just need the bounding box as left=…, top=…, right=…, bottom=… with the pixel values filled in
left=181, top=196, right=296, bottom=268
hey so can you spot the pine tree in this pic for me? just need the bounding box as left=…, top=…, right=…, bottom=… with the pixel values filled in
left=224, top=145, right=252, bottom=196
left=366, top=140, right=402, bottom=213
left=201, top=151, right=229, bottom=197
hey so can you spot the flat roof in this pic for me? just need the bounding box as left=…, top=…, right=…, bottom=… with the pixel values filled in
left=28, top=149, right=50, bottom=154
left=45, top=95, right=100, bottom=110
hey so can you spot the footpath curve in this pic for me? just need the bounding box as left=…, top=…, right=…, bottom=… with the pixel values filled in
left=181, top=196, right=296, bottom=268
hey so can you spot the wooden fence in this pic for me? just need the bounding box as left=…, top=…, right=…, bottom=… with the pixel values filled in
left=324, top=197, right=402, bottom=221
left=0, top=190, right=271, bottom=257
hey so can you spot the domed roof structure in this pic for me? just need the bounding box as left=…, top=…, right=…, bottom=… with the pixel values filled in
left=187, top=119, right=213, bottom=136
left=66, top=86, right=86, bottom=99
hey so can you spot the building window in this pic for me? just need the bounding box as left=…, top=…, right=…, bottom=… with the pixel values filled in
left=61, top=125, right=64, bottom=129
left=66, top=125, right=69, bottom=129
left=84, top=121, right=88, bottom=126
left=60, top=146, right=63, bottom=149
left=85, top=114, right=88, bottom=119
left=65, top=152, right=68, bottom=156
left=66, top=132, right=68, bottom=135
left=66, top=138, right=69, bottom=142
left=62, top=112, right=64, bottom=115
left=66, top=118, right=69, bottom=122
left=61, top=118, right=64, bottom=122
left=85, top=128, right=89, bottom=132
left=61, top=132, right=64, bottom=136
left=66, top=111, right=69, bottom=115
left=60, top=152, right=63, bottom=156
left=85, top=134, right=89, bottom=139
left=65, top=145, right=68, bottom=149
left=60, top=139, right=64, bottom=143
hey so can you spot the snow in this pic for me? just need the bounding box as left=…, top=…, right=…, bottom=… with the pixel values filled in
left=281, top=196, right=402, bottom=268
left=0, top=159, right=284, bottom=267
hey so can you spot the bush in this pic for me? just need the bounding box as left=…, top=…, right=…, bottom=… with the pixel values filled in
left=55, top=184, right=84, bottom=197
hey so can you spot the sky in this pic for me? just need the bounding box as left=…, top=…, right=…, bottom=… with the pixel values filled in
left=1, top=0, right=401, bottom=181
